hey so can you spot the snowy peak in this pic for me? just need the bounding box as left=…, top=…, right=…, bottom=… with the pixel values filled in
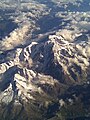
left=47, top=33, right=90, bottom=83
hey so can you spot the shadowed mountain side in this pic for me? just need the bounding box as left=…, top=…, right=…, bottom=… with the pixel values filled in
left=0, top=19, right=18, bottom=40
left=0, top=66, right=18, bottom=91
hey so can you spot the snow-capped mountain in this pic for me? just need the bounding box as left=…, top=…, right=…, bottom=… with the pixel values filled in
left=0, top=0, right=90, bottom=120
left=0, top=31, right=90, bottom=119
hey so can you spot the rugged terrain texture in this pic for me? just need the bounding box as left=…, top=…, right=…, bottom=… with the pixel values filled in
left=0, top=32, right=90, bottom=119
left=0, top=0, right=90, bottom=119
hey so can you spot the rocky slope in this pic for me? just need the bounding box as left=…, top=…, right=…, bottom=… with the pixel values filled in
left=0, top=31, right=90, bottom=119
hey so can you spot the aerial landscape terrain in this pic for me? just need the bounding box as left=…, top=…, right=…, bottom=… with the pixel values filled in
left=0, top=0, right=90, bottom=120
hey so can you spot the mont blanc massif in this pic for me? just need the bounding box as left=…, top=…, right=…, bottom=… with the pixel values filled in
left=0, top=0, right=90, bottom=120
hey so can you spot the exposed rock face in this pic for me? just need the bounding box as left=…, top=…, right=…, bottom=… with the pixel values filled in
left=0, top=32, right=90, bottom=119
left=47, top=34, right=90, bottom=83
